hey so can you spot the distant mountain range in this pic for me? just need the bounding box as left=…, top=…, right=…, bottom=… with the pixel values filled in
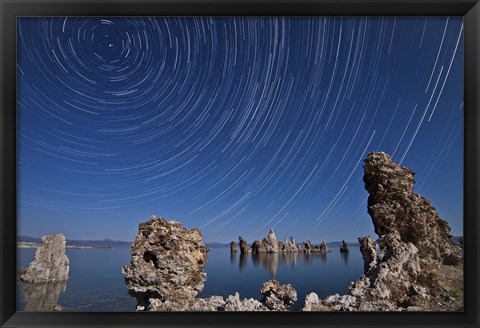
left=18, top=235, right=463, bottom=249
left=18, top=236, right=131, bottom=248
left=17, top=237, right=360, bottom=249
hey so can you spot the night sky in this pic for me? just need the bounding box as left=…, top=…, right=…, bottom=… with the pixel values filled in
left=17, top=17, right=463, bottom=243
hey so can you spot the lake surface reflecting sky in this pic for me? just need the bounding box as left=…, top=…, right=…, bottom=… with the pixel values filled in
left=17, top=247, right=364, bottom=311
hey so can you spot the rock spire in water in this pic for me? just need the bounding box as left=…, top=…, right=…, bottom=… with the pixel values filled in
left=239, top=236, right=250, bottom=254
left=339, top=240, right=349, bottom=253
left=19, top=233, right=69, bottom=283
left=230, top=241, right=237, bottom=253
left=252, top=228, right=279, bottom=254
left=302, top=152, right=463, bottom=311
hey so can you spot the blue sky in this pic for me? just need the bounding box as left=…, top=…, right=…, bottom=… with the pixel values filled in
left=17, top=17, right=463, bottom=243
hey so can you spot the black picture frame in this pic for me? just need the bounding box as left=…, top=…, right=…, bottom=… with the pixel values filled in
left=1, top=0, right=479, bottom=327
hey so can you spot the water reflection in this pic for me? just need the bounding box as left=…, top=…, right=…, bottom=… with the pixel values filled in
left=230, top=251, right=236, bottom=264
left=320, top=253, right=328, bottom=265
left=239, top=252, right=248, bottom=271
left=340, top=252, right=350, bottom=266
left=21, top=280, right=67, bottom=311
left=237, top=252, right=334, bottom=279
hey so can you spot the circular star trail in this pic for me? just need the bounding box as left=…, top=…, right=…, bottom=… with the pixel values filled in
left=17, top=17, right=463, bottom=242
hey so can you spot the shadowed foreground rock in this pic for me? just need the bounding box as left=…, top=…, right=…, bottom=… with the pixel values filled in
left=364, top=152, right=462, bottom=266
left=260, top=279, right=297, bottom=311
left=146, top=292, right=270, bottom=311
left=358, top=236, right=377, bottom=274
left=302, top=152, right=463, bottom=312
left=124, top=217, right=302, bottom=311
left=122, top=216, right=209, bottom=310
left=19, top=233, right=69, bottom=283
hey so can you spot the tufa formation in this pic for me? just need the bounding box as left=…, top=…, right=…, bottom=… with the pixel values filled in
left=239, top=236, right=250, bottom=254
left=123, top=216, right=300, bottom=311
left=260, top=279, right=298, bottom=311
left=122, top=216, right=209, bottom=310
left=340, top=240, right=350, bottom=253
left=249, top=229, right=328, bottom=254
left=302, top=152, right=463, bottom=311
left=19, top=233, right=69, bottom=283
left=358, top=236, right=378, bottom=274
left=230, top=241, right=237, bottom=253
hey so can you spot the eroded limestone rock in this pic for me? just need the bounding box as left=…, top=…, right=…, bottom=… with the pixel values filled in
left=319, top=240, right=328, bottom=253
left=260, top=279, right=297, bottom=311
left=302, top=152, right=464, bottom=312
left=299, top=240, right=314, bottom=253
left=363, top=152, right=462, bottom=266
left=19, top=234, right=69, bottom=283
left=239, top=236, right=250, bottom=254
left=122, top=216, right=209, bottom=310
left=358, top=236, right=378, bottom=274
left=147, top=295, right=226, bottom=311
left=252, top=229, right=279, bottom=254
left=224, top=292, right=269, bottom=311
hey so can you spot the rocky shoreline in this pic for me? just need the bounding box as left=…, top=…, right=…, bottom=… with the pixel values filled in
left=17, top=242, right=110, bottom=249
left=121, top=216, right=302, bottom=311
left=121, top=152, right=463, bottom=312
left=301, top=152, right=463, bottom=312
left=18, top=152, right=463, bottom=312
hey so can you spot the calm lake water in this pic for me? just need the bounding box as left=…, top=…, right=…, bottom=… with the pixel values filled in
left=17, top=247, right=364, bottom=311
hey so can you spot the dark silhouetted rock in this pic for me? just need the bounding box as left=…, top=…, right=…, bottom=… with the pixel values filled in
left=52, top=304, right=62, bottom=312
left=122, top=216, right=209, bottom=310
left=239, top=236, right=250, bottom=254
left=230, top=241, right=237, bottom=253
left=19, top=234, right=69, bottom=283
left=260, top=279, right=297, bottom=311
left=299, top=240, right=314, bottom=253
left=251, top=239, right=264, bottom=254
left=340, top=240, right=349, bottom=253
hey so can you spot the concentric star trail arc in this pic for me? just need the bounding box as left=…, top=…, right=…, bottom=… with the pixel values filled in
left=17, top=17, right=463, bottom=243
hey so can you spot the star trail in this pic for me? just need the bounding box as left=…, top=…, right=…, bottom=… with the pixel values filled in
left=17, top=17, right=463, bottom=243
